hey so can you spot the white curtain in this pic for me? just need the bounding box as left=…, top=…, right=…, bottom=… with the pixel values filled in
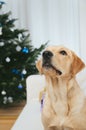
left=2, top=0, right=86, bottom=62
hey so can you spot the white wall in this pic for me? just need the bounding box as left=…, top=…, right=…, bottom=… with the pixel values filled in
left=2, top=0, right=86, bottom=63
left=79, top=0, right=86, bottom=62
left=26, top=0, right=80, bottom=54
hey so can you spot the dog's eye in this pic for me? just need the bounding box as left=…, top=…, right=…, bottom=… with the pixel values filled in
left=59, top=50, right=67, bottom=55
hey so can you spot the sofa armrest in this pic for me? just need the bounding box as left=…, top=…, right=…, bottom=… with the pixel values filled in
left=26, top=75, right=45, bottom=104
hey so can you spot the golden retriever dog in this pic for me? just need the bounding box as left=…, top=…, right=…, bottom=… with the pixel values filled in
left=36, top=45, right=86, bottom=130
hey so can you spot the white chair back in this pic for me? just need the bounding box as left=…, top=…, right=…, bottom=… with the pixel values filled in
left=11, top=75, right=45, bottom=130
left=26, top=75, right=46, bottom=104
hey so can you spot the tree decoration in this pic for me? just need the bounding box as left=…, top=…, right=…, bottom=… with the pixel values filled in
left=0, top=1, right=5, bottom=5
left=1, top=90, right=6, bottom=95
left=3, top=96, right=7, bottom=104
left=20, top=74, right=24, bottom=80
left=18, top=33, right=22, bottom=42
left=12, top=68, right=19, bottom=74
left=3, top=96, right=7, bottom=102
left=0, top=26, right=2, bottom=35
left=5, top=57, right=11, bottom=62
left=16, top=45, right=22, bottom=52
left=3, top=96, right=13, bottom=104
left=17, top=83, right=23, bottom=89
left=13, top=41, right=17, bottom=45
left=22, top=69, right=27, bottom=75
left=8, top=97, right=13, bottom=103
left=3, top=100, right=7, bottom=104
left=0, top=1, right=5, bottom=9
left=22, top=47, right=29, bottom=53
left=0, top=41, right=4, bottom=46
left=0, top=3, right=47, bottom=107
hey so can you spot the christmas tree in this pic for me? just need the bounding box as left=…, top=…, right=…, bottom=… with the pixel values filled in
left=0, top=2, right=46, bottom=107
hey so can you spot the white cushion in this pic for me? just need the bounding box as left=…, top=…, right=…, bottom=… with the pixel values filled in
left=26, top=75, right=45, bottom=103
left=11, top=75, right=45, bottom=130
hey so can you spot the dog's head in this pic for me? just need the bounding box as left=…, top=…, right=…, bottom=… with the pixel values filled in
left=36, top=45, right=85, bottom=78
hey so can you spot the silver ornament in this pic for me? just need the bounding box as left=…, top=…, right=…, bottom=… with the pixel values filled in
left=0, top=42, right=4, bottom=46
left=16, top=45, right=22, bottom=52
left=1, top=90, right=6, bottom=95
left=8, top=96, right=13, bottom=103
left=3, top=96, right=7, bottom=101
left=22, top=69, right=27, bottom=75
left=5, top=57, right=11, bottom=62
left=3, top=100, right=7, bottom=104
left=0, top=27, right=2, bottom=35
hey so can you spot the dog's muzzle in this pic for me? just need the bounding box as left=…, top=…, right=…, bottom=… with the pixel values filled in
left=42, top=50, right=53, bottom=67
left=42, top=51, right=62, bottom=75
left=42, top=51, right=53, bottom=59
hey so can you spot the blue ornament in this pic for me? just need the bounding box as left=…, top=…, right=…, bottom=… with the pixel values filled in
left=0, top=1, right=5, bottom=5
left=22, top=47, right=29, bottom=54
left=20, top=73, right=24, bottom=79
left=12, top=68, right=19, bottom=74
left=12, top=68, right=16, bottom=73
left=18, top=83, right=23, bottom=89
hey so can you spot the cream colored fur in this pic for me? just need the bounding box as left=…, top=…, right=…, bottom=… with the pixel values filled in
left=36, top=46, right=86, bottom=130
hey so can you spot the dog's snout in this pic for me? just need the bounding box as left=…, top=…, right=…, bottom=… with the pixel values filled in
left=42, top=51, right=53, bottom=59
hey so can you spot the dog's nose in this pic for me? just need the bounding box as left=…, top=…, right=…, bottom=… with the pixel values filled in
left=42, top=51, right=53, bottom=59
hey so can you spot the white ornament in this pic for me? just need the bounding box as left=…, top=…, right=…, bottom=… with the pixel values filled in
left=21, top=77, right=24, bottom=81
left=10, top=28, right=14, bottom=32
left=22, top=69, right=27, bottom=75
left=8, top=41, right=11, bottom=44
left=1, top=90, right=6, bottom=95
left=3, top=100, right=7, bottom=104
left=0, top=42, right=4, bottom=46
left=8, top=96, right=12, bottom=100
left=18, top=34, right=22, bottom=42
left=13, top=41, right=17, bottom=45
left=16, top=45, right=22, bottom=52
left=0, top=27, right=2, bottom=35
left=8, top=96, right=13, bottom=103
left=3, top=96, right=7, bottom=101
left=6, top=57, right=11, bottom=62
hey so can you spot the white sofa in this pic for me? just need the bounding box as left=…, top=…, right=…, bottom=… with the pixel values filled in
left=11, top=75, right=45, bottom=130
left=11, top=68, right=86, bottom=130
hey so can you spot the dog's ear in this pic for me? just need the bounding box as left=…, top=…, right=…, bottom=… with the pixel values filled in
left=36, top=59, right=43, bottom=74
left=71, top=52, right=85, bottom=75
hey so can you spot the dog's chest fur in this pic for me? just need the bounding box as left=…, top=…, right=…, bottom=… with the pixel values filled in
left=42, top=77, right=69, bottom=126
left=47, top=77, right=68, bottom=116
left=42, top=76, right=86, bottom=129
